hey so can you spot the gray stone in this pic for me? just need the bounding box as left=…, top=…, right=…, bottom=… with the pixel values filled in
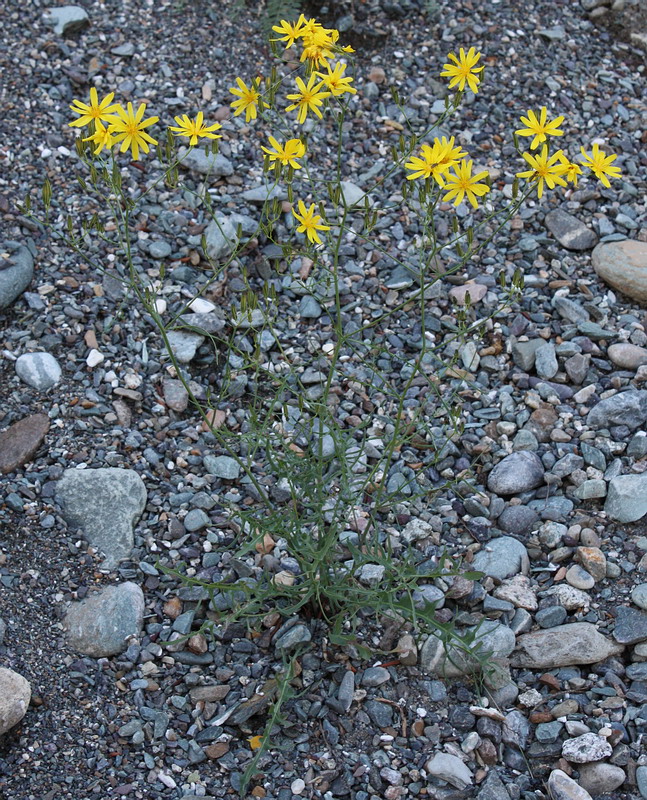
left=180, top=312, right=226, bottom=335
left=546, top=209, right=598, bottom=251
left=502, top=709, right=531, bottom=748
left=43, top=5, right=89, bottom=35
left=511, top=339, right=546, bottom=371
left=0, top=244, right=33, bottom=309
left=15, top=352, right=61, bottom=391
left=359, top=563, right=385, bottom=586
left=184, top=509, right=209, bottom=531
left=548, top=769, right=593, bottom=800
left=337, top=670, right=355, bottom=712
left=163, top=378, right=189, bottom=412
left=628, top=432, right=647, bottom=458
left=535, top=342, right=559, bottom=379
left=577, top=763, right=625, bottom=796
left=497, top=505, right=540, bottom=535
left=536, top=721, right=563, bottom=743
left=299, top=295, right=322, bottom=318
left=553, top=296, right=590, bottom=324
left=637, top=767, right=647, bottom=800
left=0, top=618, right=5, bottom=645
left=472, top=537, right=530, bottom=580
left=149, top=240, right=172, bottom=259
left=626, top=662, right=647, bottom=680
left=425, top=752, right=473, bottom=789
left=631, top=583, right=647, bottom=610
left=592, top=240, right=647, bottom=305
left=487, top=451, right=544, bottom=495
left=111, top=42, right=135, bottom=56
left=608, top=343, right=647, bottom=370
left=179, top=148, right=233, bottom=177
left=511, top=623, right=624, bottom=668
left=420, top=621, right=515, bottom=678
left=204, top=215, right=239, bottom=262
left=56, top=467, right=147, bottom=569
left=340, top=180, right=371, bottom=207
left=565, top=565, right=595, bottom=590
left=166, top=331, right=205, bottom=363
left=613, top=606, right=647, bottom=644
left=536, top=605, right=568, bottom=628
left=203, top=455, right=240, bottom=479
left=562, top=733, right=612, bottom=764
left=573, top=480, right=607, bottom=500
left=242, top=185, right=287, bottom=204
left=361, top=667, right=391, bottom=687
left=605, top=474, right=647, bottom=522
left=565, top=353, right=590, bottom=384
left=587, top=391, right=647, bottom=430
left=477, top=770, right=510, bottom=800
left=65, top=582, right=144, bottom=657
left=0, top=668, right=31, bottom=736
left=274, top=623, right=311, bottom=652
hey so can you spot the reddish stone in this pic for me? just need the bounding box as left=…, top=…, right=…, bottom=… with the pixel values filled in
left=0, top=413, right=49, bottom=474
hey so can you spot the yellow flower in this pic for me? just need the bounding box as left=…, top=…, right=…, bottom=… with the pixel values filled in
left=261, top=136, right=306, bottom=169
left=440, top=47, right=484, bottom=93
left=82, top=121, right=116, bottom=155
left=579, top=143, right=621, bottom=188
left=247, top=735, right=264, bottom=751
left=516, top=107, right=565, bottom=150
left=442, top=160, right=491, bottom=208
left=556, top=153, right=583, bottom=186
left=300, top=24, right=339, bottom=68
left=169, top=112, right=222, bottom=146
left=69, top=88, right=120, bottom=128
left=106, top=102, right=159, bottom=161
left=285, top=74, right=330, bottom=124
left=404, top=136, right=467, bottom=185
left=292, top=200, right=330, bottom=245
left=229, top=77, right=268, bottom=122
left=315, top=62, right=356, bottom=97
left=271, top=17, right=306, bottom=48
left=516, top=145, right=568, bottom=199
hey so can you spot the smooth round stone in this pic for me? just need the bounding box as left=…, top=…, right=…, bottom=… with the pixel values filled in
left=149, top=240, right=172, bottom=259
left=592, top=240, right=647, bottom=305
left=203, top=455, right=240, bottom=480
left=0, top=668, right=31, bottom=736
left=487, top=451, right=545, bottom=495
left=548, top=769, right=593, bottom=800
left=631, top=583, right=647, bottom=610
left=577, top=763, right=626, bottom=795
left=471, top=536, right=530, bottom=580
left=15, top=352, right=61, bottom=391
left=497, top=505, right=541, bottom=535
left=0, top=244, right=34, bottom=309
left=183, top=509, right=209, bottom=531
left=565, top=565, right=595, bottom=590
left=608, top=343, right=647, bottom=370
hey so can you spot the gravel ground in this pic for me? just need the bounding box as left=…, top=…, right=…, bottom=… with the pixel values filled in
left=1, top=0, right=647, bottom=799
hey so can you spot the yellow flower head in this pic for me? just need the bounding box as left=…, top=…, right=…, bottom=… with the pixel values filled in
left=516, top=145, right=568, bottom=199
left=69, top=88, right=120, bottom=128
left=292, top=200, right=330, bottom=245
left=404, top=136, right=467, bottom=185
left=82, top=121, right=116, bottom=155
left=169, top=112, right=222, bottom=146
left=440, top=47, right=484, bottom=94
left=442, top=160, right=491, bottom=208
left=516, top=107, right=565, bottom=150
left=285, top=74, right=330, bottom=124
left=579, top=143, right=621, bottom=188
left=555, top=153, right=583, bottom=186
left=315, top=62, right=356, bottom=97
left=106, top=102, right=159, bottom=161
left=261, top=136, right=306, bottom=170
left=271, top=17, right=307, bottom=48
left=300, top=24, right=339, bottom=68
left=229, top=77, right=268, bottom=122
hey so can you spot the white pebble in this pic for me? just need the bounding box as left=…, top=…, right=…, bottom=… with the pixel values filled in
left=291, top=779, right=305, bottom=794
left=86, top=349, right=104, bottom=367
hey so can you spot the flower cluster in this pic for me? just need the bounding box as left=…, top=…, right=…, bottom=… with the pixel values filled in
left=69, top=88, right=222, bottom=160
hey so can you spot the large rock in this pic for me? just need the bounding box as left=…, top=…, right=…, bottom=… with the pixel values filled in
left=608, top=343, right=647, bottom=370
left=0, top=413, right=49, bottom=474
left=43, top=5, right=89, bottom=35
left=487, top=451, right=544, bottom=495
left=471, top=537, right=530, bottom=580
left=605, top=474, right=647, bottom=523
left=204, top=215, right=239, bottom=262
left=548, top=770, right=593, bottom=800
left=0, top=243, right=34, bottom=309
left=65, top=582, right=144, bottom=657
left=511, top=623, right=623, bottom=668
left=592, top=240, right=647, bottom=305
left=546, top=209, right=598, bottom=251
left=562, top=733, right=612, bottom=764
left=178, top=148, right=233, bottom=176
left=15, top=352, right=61, bottom=391
left=56, top=467, right=147, bottom=568
left=425, top=752, right=473, bottom=789
left=420, top=621, right=516, bottom=678
left=577, top=763, right=626, bottom=795
left=0, top=668, right=31, bottom=736
left=586, top=391, right=647, bottom=430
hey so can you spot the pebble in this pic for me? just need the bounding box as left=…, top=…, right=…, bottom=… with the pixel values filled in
left=162, top=378, right=189, bottom=412
left=548, top=769, right=593, bottom=800
left=203, top=455, right=240, bottom=479
left=493, top=575, right=537, bottom=610
left=631, top=583, right=647, bottom=610
left=562, top=733, right=612, bottom=763
left=0, top=413, right=49, bottom=474
left=65, top=582, right=144, bottom=657
left=56, top=467, right=147, bottom=569
left=178, top=149, right=233, bottom=176
left=204, top=215, right=239, bottom=261
left=0, top=243, right=33, bottom=308
left=607, top=342, right=647, bottom=369
left=299, top=295, right=322, bottom=318
left=487, top=451, right=545, bottom=495
left=449, top=283, right=488, bottom=305
left=511, top=623, right=624, bottom=668
left=43, top=5, right=90, bottom=35
left=587, top=391, right=647, bottom=430
left=637, top=766, right=647, bottom=800
left=273, top=623, right=311, bottom=652
left=536, top=605, right=568, bottom=628
left=425, top=752, right=473, bottom=789
left=0, top=668, right=31, bottom=736
left=566, top=565, right=595, bottom=590
left=421, top=621, right=515, bottom=677
left=166, top=331, right=205, bottom=363
left=535, top=342, right=558, bottom=379
left=592, top=240, right=647, bottom=304
left=613, top=606, right=647, bottom=645
left=471, top=537, right=530, bottom=580
left=605, top=474, right=647, bottom=522
left=15, top=352, right=61, bottom=391
left=545, top=209, right=598, bottom=251
left=497, top=505, right=540, bottom=535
